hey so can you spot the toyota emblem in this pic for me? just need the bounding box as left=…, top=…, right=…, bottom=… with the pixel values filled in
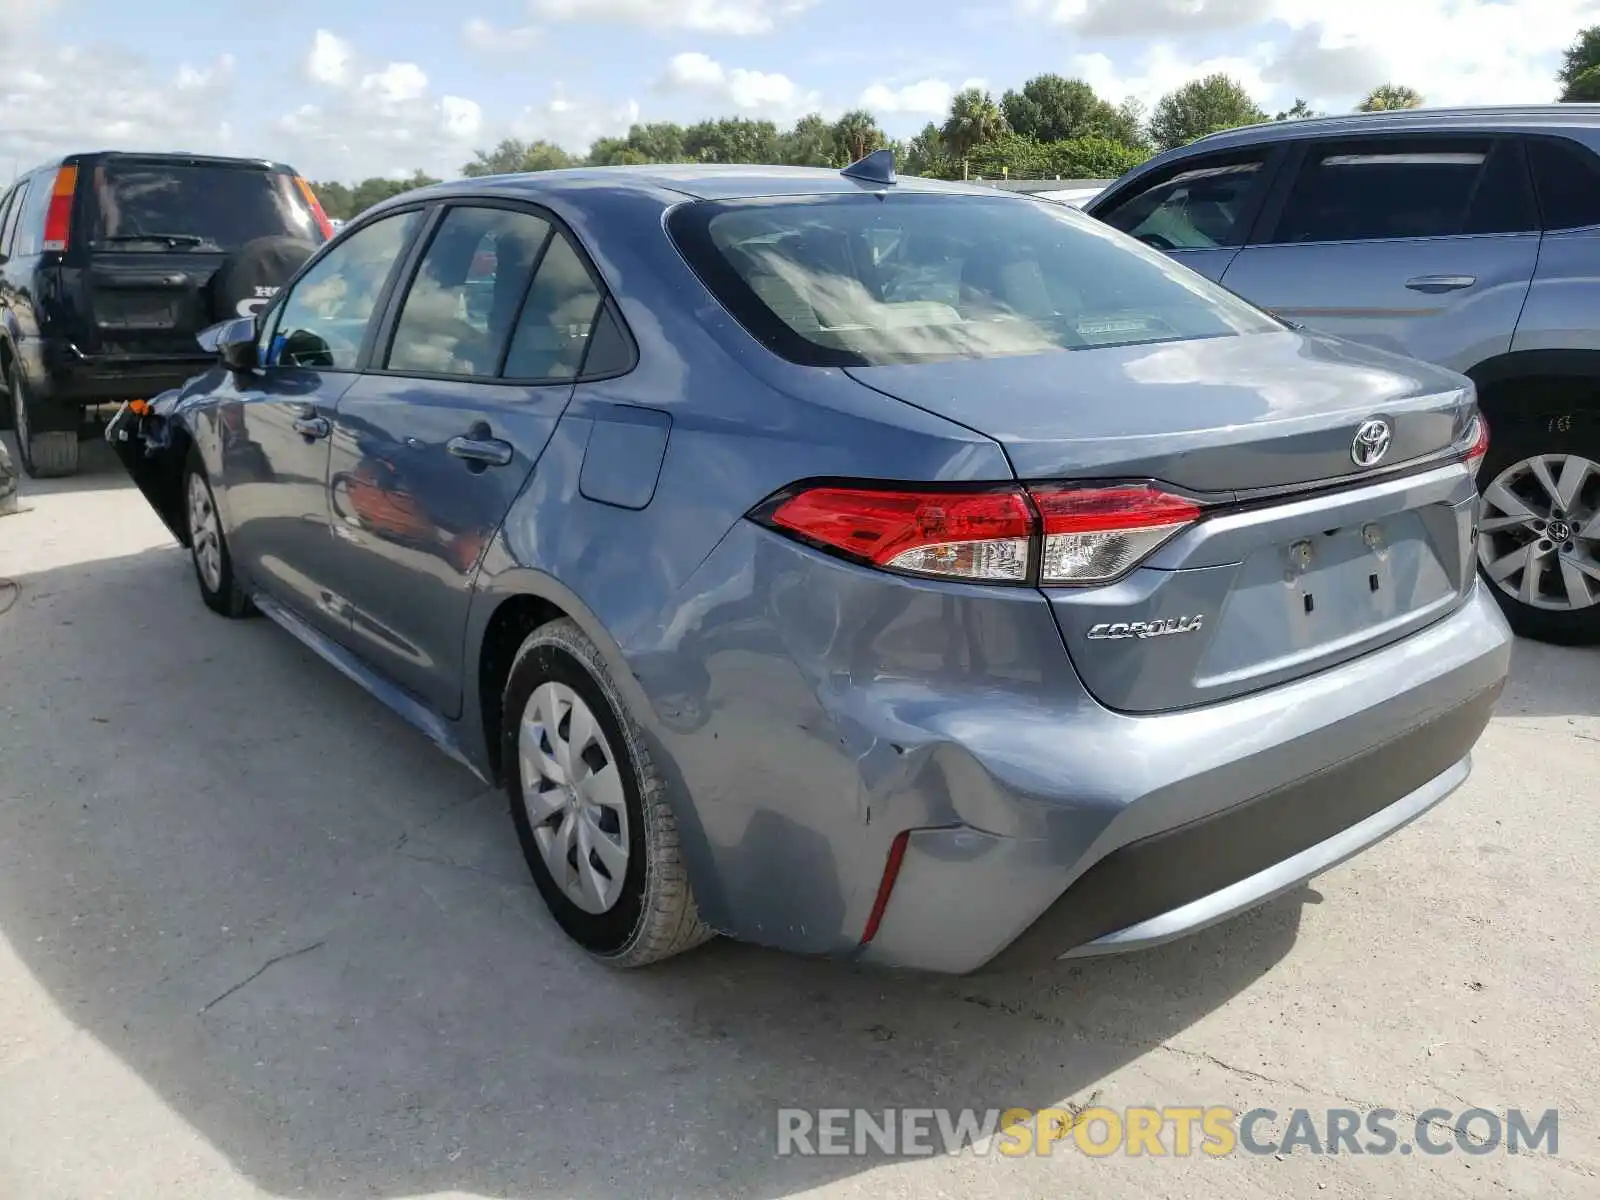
left=1351, top=418, right=1393, bottom=468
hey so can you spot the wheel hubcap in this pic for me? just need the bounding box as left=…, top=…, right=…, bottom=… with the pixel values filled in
left=186, top=473, right=224, bottom=594
left=518, top=681, right=630, bottom=914
left=1478, top=452, right=1600, bottom=611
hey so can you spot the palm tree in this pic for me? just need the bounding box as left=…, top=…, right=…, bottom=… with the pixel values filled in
left=831, top=110, right=886, bottom=165
left=1357, top=84, right=1424, bottom=112
left=941, top=88, right=1007, bottom=179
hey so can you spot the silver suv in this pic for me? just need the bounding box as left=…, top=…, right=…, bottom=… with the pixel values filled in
left=1086, top=105, right=1600, bottom=645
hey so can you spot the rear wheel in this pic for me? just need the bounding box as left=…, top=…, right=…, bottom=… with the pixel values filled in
left=183, top=450, right=251, bottom=618
left=8, top=362, right=80, bottom=478
left=503, top=618, right=712, bottom=967
left=1477, top=418, right=1600, bottom=644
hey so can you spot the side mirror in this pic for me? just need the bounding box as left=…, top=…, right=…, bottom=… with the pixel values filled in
left=198, top=315, right=260, bottom=372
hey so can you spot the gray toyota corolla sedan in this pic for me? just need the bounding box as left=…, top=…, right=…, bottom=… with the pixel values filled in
left=109, top=152, right=1512, bottom=974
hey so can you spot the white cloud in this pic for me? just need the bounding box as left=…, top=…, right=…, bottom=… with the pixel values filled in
left=274, top=30, right=484, bottom=180
left=305, top=28, right=352, bottom=87
left=530, top=0, right=817, bottom=35
left=1070, top=44, right=1274, bottom=112
left=0, top=31, right=237, bottom=169
left=1266, top=0, right=1600, bottom=107
left=1030, top=0, right=1273, bottom=37
left=462, top=17, right=544, bottom=54
left=507, top=88, right=642, bottom=152
left=658, top=51, right=817, bottom=114
left=858, top=78, right=988, bottom=117
left=1046, top=0, right=1600, bottom=113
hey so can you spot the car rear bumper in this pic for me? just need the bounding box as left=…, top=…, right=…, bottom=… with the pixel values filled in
left=854, top=583, right=1511, bottom=975
left=23, top=338, right=213, bottom=408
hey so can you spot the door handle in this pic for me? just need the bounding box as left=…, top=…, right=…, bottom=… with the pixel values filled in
left=1404, top=274, right=1476, bottom=293
left=447, top=435, right=514, bottom=467
left=292, top=414, right=331, bottom=440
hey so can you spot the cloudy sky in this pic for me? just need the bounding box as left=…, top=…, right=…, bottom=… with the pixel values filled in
left=3, top=0, right=1597, bottom=183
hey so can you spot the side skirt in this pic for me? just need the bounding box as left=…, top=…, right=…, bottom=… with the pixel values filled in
left=252, top=592, right=491, bottom=786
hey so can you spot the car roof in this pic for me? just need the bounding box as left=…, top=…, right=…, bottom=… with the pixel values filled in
left=18, top=150, right=301, bottom=179
left=1183, top=104, right=1600, bottom=154
left=403, top=163, right=1010, bottom=204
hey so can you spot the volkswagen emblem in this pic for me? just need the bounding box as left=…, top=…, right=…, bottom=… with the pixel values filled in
left=1351, top=418, right=1393, bottom=467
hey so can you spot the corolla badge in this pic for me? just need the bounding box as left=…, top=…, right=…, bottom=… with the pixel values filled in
left=1087, top=615, right=1205, bottom=641
left=1351, top=418, right=1393, bottom=467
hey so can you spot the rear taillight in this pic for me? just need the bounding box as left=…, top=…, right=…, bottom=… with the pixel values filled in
left=293, top=176, right=336, bottom=240
left=760, top=481, right=1202, bottom=586
left=41, top=165, right=78, bottom=252
left=769, top=487, right=1034, bottom=582
left=1032, top=484, right=1202, bottom=585
left=1465, top=413, right=1489, bottom=468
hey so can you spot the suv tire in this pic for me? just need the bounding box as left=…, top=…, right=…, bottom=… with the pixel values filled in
left=8, top=362, right=80, bottom=478
left=1477, top=416, right=1600, bottom=645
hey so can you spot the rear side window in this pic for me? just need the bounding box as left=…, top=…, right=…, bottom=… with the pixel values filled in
left=1527, top=136, right=1600, bottom=231
left=81, top=160, right=324, bottom=252
left=385, top=205, right=553, bottom=378
left=502, top=233, right=609, bottom=380
left=1267, top=137, right=1534, bottom=244
left=12, top=179, right=53, bottom=258
left=267, top=210, right=422, bottom=370
left=669, top=192, right=1281, bottom=368
left=1097, top=154, right=1272, bottom=249
left=0, top=182, right=26, bottom=256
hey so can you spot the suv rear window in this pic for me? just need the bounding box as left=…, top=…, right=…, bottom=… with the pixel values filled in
left=81, top=160, right=324, bottom=252
left=669, top=193, right=1280, bottom=367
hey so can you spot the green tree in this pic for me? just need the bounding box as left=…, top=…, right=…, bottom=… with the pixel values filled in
left=831, top=109, right=887, bottom=163
left=1356, top=83, right=1424, bottom=112
left=625, top=122, right=688, bottom=162
left=1148, top=74, right=1268, bottom=150
left=683, top=118, right=780, bottom=163
left=1104, top=96, right=1151, bottom=150
left=327, top=170, right=440, bottom=218
left=902, top=123, right=948, bottom=176
left=1275, top=97, right=1321, bottom=120
left=778, top=113, right=837, bottom=166
left=1559, top=26, right=1600, bottom=99
left=586, top=137, right=650, bottom=165
left=1000, top=74, right=1125, bottom=143
left=310, top=180, right=354, bottom=220
left=1565, top=64, right=1600, bottom=102
left=942, top=87, right=1008, bottom=177
left=461, top=138, right=576, bottom=176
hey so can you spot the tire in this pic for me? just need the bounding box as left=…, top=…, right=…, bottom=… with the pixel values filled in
left=1476, top=415, right=1600, bottom=645
left=503, top=618, right=712, bottom=967
left=208, top=235, right=319, bottom=324
left=8, top=362, right=80, bottom=478
left=183, top=449, right=252, bottom=618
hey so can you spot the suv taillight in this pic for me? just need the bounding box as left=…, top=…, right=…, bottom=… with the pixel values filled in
left=292, top=176, right=335, bottom=240
left=759, top=482, right=1203, bottom=586
left=42, top=165, right=78, bottom=252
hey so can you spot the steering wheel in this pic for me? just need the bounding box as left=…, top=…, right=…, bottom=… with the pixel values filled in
left=1137, top=232, right=1177, bottom=251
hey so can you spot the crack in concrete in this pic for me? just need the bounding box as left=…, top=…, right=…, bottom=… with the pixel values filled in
left=198, top=940, right=326, bottom=1014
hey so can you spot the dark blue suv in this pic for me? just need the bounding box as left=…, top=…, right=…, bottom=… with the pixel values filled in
left=0, top=151, right=331, bottom=476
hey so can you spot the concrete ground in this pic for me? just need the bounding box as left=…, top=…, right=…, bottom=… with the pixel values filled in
left=0, top=434, right=1596, bottom=1200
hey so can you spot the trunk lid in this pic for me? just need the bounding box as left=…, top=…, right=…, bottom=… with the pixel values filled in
left=847, top=329, right=1481, bottom=713
left=80, top=251, right=228, bottom=357
left=845, top=329, right=1473, bottom=492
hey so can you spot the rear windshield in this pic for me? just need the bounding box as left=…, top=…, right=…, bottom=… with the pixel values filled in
left=82, top=161, right=324, bottom=252
left=668, top=192, right=1280, bottom=366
